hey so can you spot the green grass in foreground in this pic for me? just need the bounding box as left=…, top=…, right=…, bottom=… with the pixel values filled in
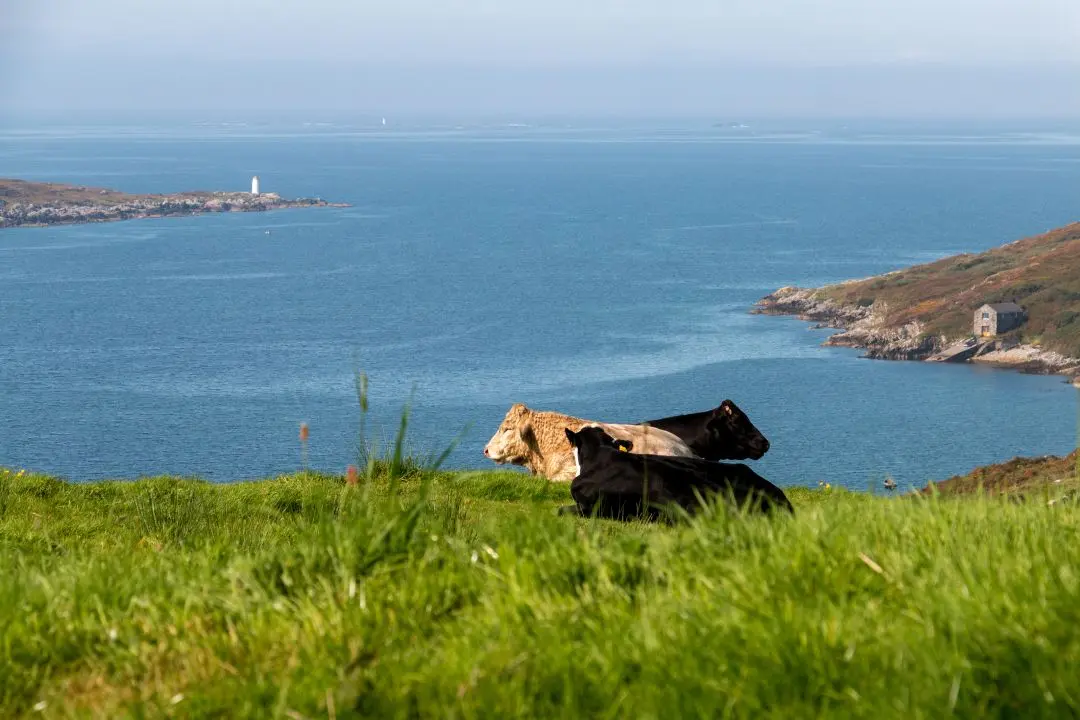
left=2, top=465, right=1079, bottom=718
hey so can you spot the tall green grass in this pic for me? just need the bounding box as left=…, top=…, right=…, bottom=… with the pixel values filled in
left=2, top=464, right=1079, bottom=718
left=352, top=372, right=467, bottom=486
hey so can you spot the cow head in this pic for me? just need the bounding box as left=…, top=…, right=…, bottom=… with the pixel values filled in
left=565, top=426, right=631, bottom=476
left=564, top=425, right=633, bottom=453
left=483, top=403, right=539, bottom=465
left=695, top=399, right=773, bottom=462
left=704, top=400, right=770, bottom=460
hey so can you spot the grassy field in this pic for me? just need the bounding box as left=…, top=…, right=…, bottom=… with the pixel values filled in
left=2, top=461, right=1080, bottom=719
left=816, top=222, right=1080, bottom=358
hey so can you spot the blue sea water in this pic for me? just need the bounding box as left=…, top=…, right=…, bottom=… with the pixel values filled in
left=1, top=119, right=1078, bottom=489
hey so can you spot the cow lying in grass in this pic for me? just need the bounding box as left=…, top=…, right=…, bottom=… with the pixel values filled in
left=562, top=425, right=793, bottom=520
left=640, top=399, right=770, bottom=461
left=483, top=403, right=697, bottom=482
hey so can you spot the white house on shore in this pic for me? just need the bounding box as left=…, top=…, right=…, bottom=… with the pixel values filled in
left=251, top=175, right=260, bottom=195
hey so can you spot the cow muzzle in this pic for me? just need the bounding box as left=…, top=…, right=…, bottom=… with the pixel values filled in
left=749, top=439, right=770, bottom=459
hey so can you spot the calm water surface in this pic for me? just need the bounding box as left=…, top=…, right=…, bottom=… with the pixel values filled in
left=1, top=120, right=1078, bottom=489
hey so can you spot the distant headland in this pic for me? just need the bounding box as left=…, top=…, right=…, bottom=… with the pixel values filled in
left=753, top=222, right=1080, bottom=380
left=0, top=178, right=349, bottom=229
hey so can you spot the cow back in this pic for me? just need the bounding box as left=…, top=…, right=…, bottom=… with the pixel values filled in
left=642, top=402, right=770, bottom=462
left=598, top=422, right=698, bottom=458
left=571, top=451, right=792, bottom=518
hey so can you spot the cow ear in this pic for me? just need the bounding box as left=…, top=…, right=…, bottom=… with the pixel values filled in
left=518, top=422, right=540, bottom=451
left=563, top=427, right=576, bottom=445
left=614, top=439, right=633, bottom=453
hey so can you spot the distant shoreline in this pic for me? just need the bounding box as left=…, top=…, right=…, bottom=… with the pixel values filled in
left=753, top=285, right=1079, bottom=378
left=0, top=178, right=349, bottom=230
left=751, top=221, right=1080, bottom=381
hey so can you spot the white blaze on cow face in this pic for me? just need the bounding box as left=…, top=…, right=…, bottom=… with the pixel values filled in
left=483, top=428, right=513, bottom=463
left=571, top=446, right=581, bottom=478
left=483, top=404, right=532, bottom=464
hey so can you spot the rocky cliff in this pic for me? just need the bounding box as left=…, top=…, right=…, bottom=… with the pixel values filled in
left=754, top=286, right=944, bottom=361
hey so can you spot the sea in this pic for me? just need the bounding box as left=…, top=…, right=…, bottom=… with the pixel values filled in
left=1, top=118, right=1079, bottom=490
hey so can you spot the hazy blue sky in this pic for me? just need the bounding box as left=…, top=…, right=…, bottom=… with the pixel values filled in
left=3, top=0, right=1079, bottom=118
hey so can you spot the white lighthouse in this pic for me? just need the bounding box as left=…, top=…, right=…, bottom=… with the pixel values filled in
left=250, top=175, right=260, bottom=195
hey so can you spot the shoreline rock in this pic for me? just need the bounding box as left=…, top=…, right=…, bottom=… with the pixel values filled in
left=754, top=286, right=1080, bottom=378
left=0, top=186, right=349, bottom=230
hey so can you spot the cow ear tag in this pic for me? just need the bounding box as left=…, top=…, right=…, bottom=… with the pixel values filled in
left=617, top=443, right=630, bottom=452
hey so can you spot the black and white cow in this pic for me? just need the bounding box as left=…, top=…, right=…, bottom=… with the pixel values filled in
left=640, top=399, right=770, bottom=462
left=563, top=425, right=793, bottom=521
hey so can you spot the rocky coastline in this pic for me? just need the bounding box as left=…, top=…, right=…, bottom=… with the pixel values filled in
left=754, top=285, right=1080, bottom=378
left=0, top=180, right=348, bottom=229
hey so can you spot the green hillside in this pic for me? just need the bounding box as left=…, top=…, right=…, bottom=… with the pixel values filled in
left=926, top=449, right=1080, bottom=498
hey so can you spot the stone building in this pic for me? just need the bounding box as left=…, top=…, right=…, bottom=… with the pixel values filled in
left=974, top=302, right=1025, bottom=337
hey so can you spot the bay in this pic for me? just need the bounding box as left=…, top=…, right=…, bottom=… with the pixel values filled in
left=1, top=119, right=1078, bottom=489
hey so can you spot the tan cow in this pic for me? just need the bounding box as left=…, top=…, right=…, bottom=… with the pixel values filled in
left=483, top=403, right=699, bottom=482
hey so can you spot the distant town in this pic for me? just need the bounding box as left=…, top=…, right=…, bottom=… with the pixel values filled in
left=0, top=177, right=347, bottom=229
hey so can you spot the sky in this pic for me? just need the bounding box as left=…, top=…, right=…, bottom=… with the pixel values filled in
left=2, top=0, right=1080, bottom=118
